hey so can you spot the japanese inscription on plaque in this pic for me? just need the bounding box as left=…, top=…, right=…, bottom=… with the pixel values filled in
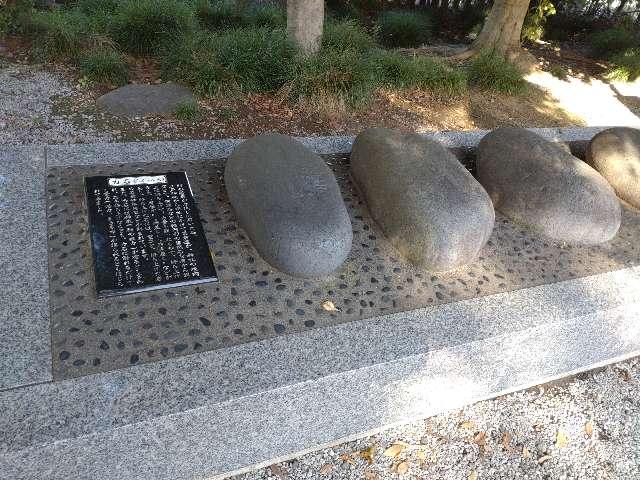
left=85, top=172, right=217, bottom=297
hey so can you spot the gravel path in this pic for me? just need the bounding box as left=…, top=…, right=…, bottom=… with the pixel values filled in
left=231, top=358, right=640, bottom=480
left=0, top=59, right=113, bottom=145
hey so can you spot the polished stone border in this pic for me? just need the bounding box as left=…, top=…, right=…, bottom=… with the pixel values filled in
left=45, top=126, right=608, bottom=166
left=0, top=146, right=51, bottom=390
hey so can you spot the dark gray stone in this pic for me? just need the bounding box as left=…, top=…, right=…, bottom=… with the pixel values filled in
left=350, top=128, right=495, bottom=271
left=586, top=127, right=640, bottom=209
left=224, top=133, right=352, bottom=278
left=96, top=83, right=195, bottom=118
left=477, top=127, right=621, bottom=244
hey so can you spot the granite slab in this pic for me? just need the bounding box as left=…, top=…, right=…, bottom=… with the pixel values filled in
left=0, top=145, right=51, bottom=390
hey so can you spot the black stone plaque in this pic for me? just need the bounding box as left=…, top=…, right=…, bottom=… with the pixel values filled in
left=85, top=172, right=217, bottom=297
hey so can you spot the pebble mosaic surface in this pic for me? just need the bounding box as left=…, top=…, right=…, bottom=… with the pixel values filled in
left=46, top=155, right=640, bottom=380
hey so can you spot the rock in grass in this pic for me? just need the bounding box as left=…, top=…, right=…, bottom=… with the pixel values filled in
left=477, top=127, right=621, bottom=244
left=225, top=133, right=352, bottom=278
left=96, top=83, right=195, bottom=117
left=350, top=128, right=495, bottom=271
left=586, top=127, right=640, bottom=209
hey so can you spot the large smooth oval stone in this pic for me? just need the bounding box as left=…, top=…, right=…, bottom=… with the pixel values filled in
left=350, top=128, right=495, bottom=271
left=225, top=133, right=352, bottom=278
left=477, top=128, right=621, bottom=244
left=586, top=127, right=640, bottom=209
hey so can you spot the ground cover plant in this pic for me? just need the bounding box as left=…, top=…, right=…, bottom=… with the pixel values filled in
left=19, top=0, right=640, bottom=110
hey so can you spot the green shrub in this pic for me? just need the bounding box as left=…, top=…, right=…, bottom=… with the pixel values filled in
left=161, top=28, right=295, bottom=95
left=375, top=50, right=467, bottom=97
left=213, top=27, right=295, bottom=92
left=28, top=9, right=89, bottom=60
left=466, top=51, right=528, bottom=95
left=75, top=0, right=121, bottom=14
left=196, top=0, right=243, bottom=30
left=544, top=13, right=593, bottom=41
left=79, top=49, right=128, bottom=85
left=243, top=3, right=286, bottom=28
left=0, top=0, right=34, bottom=35
left=111, top=0, right=196, bottom=55
left=174, top=100, right=202, bottom=121
left=294, top=48, right=377, bottom=104
left=161, top=32, right=229, bottom=95
left=322, top=19, right=377, bottom=53
left=590, top=27, right=636, bottom=58
left=377, top=10, right=431, bottom=48
left=605, top=48, right=640, bottom=82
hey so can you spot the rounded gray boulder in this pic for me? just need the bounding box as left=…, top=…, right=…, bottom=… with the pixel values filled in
left=477, top=127, right=621, bottom=244
left=96, top=83, right=195, bottom=118
left=225, top=133, right=352, bottom=278
left=350, top=128, right=495, bottom=271
left=586, top=127, right=640, bottom=209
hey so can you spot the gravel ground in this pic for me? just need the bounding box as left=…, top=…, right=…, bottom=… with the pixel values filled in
left=231, top=358, right=640, bottom=480
left=0, top=59, right=113, bottom=145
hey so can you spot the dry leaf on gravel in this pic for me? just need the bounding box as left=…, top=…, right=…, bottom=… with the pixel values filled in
left=364, top=470, right=377, bottom=480
left=468, top=470, right=479, bottom=480
left=384, top=444, right=406, bottom=458
left=522, top=446, right=532, bottom=459
left=556, top=430, right=569, bottom=448
left=460, top=420, right=476, bottom=430
left=339, top=453, right=356, bottom=465
left=269, top=465, right=287, bottom=478
left=501, top=432, right=512, bottom=451
left=318, top=464, right=332, bottom=476
left=396, top=461, right=409, bottom=474
left=359, top=445, right=376, bottom=464
left=538, top=455, right=552, bottom=465
left=322, top=300, right=339, bottom=312
left=473, top=431, right=487, bottom=446
left=585, top=421, right=594, bottom=438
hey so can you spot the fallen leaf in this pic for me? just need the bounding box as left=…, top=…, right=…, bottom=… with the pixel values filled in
left=538, top=454, right=552, bottom=465
left=501, top=432, right=512, bottom=451
left=364, top=470, right=377, bottom=480
left=318, top=464, right=332, bottom=476
left=473, top=431, right=487, bottom=446
left=359, top=445, right=376, bottom=464
left=339, top=453, right=356, bottom=465
left=585, top=421, right=594, bottom=438
left=269, top=465, right=287, bottom=478
left=468, top=470, right=478, bottom=480
left=556, top=430, right=569, bottom=448
left=396, top=461, right=409, bottom=475
left=460, top=420, right=476, bottom=430
left=322, top=300, right=339, bottom=312
left=416, top=448, right=427, bottom=461
left=383, top=443, right=406, bottom=458
left=616, top=368, right=630, bottom=381
left=522, top=446, right=532, bottom=459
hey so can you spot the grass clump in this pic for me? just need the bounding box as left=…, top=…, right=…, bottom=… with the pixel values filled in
left=322, top=19, right=377, bottom=53
left=466, top=51, right=528, bottom=95
left=111, top=0, right=196, bottom=55
left=294, top=49, right=377, bottom=105
left=195, top=0, right=243, bottom=30
left=28, top=9, right=89, bottom=60
left=161, top=28, right=295, bottom=95
left=174, top=100, right=203, bottom=121
left=377, top=10, right=432, bottom=48
left=589, top=27, right=636, bottom=58
left=0, top=0, right=34, bottom=35
left=79, top=49, right=128, bottom=85
left=375, top=51, right=467, bottom=97
left=243, top=3, right=286, bottom=28
left=605, top=48, right=640, bottom=82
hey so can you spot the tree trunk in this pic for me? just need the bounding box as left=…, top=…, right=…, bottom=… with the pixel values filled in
left=455, top=0, right=533, bottom=65
left=287, top=0, right=324, bottom=56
